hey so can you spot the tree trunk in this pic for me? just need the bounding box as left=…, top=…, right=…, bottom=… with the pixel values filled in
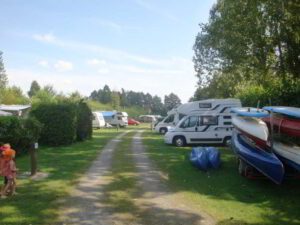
left=29, top=143, right=37, bottom=176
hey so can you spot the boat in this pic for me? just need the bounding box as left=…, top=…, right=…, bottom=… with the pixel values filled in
left=273, top=141, right=300, bottom=172
left=263, top=107, right=300, bottom=137
left=232, top=130, right=285, bottom=184
left=231, top=108, right=270, bottom=148
left=231, top=107, right=285, bottom=184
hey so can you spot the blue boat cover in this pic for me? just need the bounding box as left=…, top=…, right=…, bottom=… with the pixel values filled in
left=231, top=107, right=269, bottom=118
left=190, top=147, right=221, bottom=171
left=263, top=106, right=300, bottom=119
left=207, top=147, right=221, bottom=169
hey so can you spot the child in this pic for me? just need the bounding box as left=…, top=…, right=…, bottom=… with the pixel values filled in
left=0, top=144, right=17, bottom=198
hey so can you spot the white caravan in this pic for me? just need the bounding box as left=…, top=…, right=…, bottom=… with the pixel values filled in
left=155, top=99, right=241, bottom=134
left=92, top=112, right=106, bottom=128
left=102, top=111, right=128, bottom=127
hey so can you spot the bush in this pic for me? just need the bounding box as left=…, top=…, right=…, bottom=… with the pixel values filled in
left=0, top=116, right=42, bottom=155
left=31, top=103, right=77, bottom=146
left=76, top=101, right=93, bottom=141
left=235, top=77, right=300, bottom=107
left=0, top=116, right=22, bottom=150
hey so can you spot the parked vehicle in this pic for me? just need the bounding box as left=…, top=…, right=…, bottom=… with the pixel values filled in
left=164, top=109, right=237, bottom=147
left=155, top=98, right=241, bottom=134
left=102, top=111, right=128, bottom=127
left=92, top=111, right=106, bottom=129
left=128, top=118, right=140, bottom=125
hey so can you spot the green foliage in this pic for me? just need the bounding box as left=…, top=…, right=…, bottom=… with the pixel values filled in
left=0, top=86, right=30, bottom=104
left=76, top=101, right=93, bottom=141
left=31, top=103, right=77, bottom=146
left=90, top=85, right=168, bottom=115
left=164, top=93, right=181, bottom=111
left=28, top=80, right=41, bottom=97
left=0, top=116, right=42, bottom=154
left=193, top=0, right=300, bottom=106
left=0, top=51, right=8, bottom=90
left=0, top=116, right=22, bottom=149
left=235, top=77, right=300, bottom=107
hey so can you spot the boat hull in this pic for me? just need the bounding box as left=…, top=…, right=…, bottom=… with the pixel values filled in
left=232, top=116, right=269, bottom=148
left=273, top=141, right=300, bottom=171
left=263, top=117, right=300, bottom=137
left=232, top=131, right=285, bottom=184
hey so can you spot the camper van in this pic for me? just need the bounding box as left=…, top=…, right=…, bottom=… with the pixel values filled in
left=92, top=112, right=106, bottom=128
left=164, top=109, right=237, bottom=147
left=155, top=99, right=241, bottom=134
left=102, top=111, right=128, bottom=127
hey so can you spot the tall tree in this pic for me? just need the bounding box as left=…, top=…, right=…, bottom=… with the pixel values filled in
left=111, top=91, right=120, bottom=109
left=0, top=51, right=8, bottom=89
left=193, top=0, right=300, bottom=105
left=164, top=93, right=181, bottom=111
left=28, top=80, right=41, bottom=97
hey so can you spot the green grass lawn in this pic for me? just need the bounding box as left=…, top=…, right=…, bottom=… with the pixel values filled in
left=0, top=129, right=119, bottom=225
left=142, top=130, right=300, bottom=225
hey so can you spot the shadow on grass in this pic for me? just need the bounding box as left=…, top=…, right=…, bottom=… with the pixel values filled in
left=142, top=131, right=300, bottom=225
left=0, top=129, right=120, bottom=225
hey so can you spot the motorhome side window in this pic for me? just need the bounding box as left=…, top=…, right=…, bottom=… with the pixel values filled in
left=180, top=116, right=198, bottom=128
left=165, top=114, right=174, bottom=123
left=202, top=116, right=218, bottom=125
left=179, top=113, right=186, bottom=120
left=199, top=103, right=212, bottom=108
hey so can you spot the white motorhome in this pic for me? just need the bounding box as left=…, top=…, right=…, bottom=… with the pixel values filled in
left=92, top=112, right=106, bottom=129
left=164, top=109, right=237, bottom=147
left=102, top=111, right=128, bottom=127
left=155, top=99, right=241, bottom=134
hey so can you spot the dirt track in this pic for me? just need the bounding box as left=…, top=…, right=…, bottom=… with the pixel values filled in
left=60, top=130, right=214, bottom=225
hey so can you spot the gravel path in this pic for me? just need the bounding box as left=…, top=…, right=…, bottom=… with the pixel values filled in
left=60, top=131, right=129, bottom=225
left=59, top=130, right=215, bottom=225
left=131, top=131, right=215, bottom=225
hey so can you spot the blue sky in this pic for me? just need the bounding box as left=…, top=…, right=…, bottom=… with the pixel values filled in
left=1, top=0, right=216, bottom=103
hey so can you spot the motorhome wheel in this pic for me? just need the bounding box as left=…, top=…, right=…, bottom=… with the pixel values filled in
left=173, top=136, right=186, bottom=147
left=160, top=128, right=167, bottom=134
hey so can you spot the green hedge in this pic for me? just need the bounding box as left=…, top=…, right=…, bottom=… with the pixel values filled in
left=235, top=78, right=300, bottom=107
left=0, top=116, right=42, bottom=154
left=76, top=101, right=93, bottom=141
left=31, top=103, right=77, bottom=146
left=30, top=101, right=93, bottom=146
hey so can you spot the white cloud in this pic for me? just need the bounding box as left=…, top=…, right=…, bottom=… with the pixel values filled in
left=87, top=59, right=107, bottom=66
left=38, top=60, right=49, bottom=67
left=98, top=68, right=109, bottom=74
left=54, top=60, right=73, bottom=72
left=29, top=33, right=196, bottom=102
left=33, top=33, right=57, bottom=43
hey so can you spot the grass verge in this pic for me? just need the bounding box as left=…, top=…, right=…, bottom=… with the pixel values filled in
left=142, top=130, right=300, bottom=225
left=0, top=129, right=119, bottom=225
left=101, top=131, right=141, bottom=223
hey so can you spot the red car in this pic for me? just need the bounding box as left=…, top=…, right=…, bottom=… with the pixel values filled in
left=128, top=118, right=140, bottom=125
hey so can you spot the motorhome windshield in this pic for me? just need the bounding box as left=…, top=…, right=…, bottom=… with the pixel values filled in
left=164, top=114, right=175, bottom=123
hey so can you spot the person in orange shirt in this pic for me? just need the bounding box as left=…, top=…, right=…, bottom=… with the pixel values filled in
left=0, top=144, right=17, bottom=198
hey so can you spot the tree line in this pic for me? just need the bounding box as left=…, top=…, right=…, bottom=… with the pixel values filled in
left=193, top=0, right=300, bottom=106
left=89, top=86, right=181, bottom=115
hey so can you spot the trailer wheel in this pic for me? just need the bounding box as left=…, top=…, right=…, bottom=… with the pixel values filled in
left=159, top=127, right=167, bottom=134
left=173, top=136, right=186, bottom=147
left=223, top=136, right=232, bottom=146
left=238, top=158, right=247, bottom=177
